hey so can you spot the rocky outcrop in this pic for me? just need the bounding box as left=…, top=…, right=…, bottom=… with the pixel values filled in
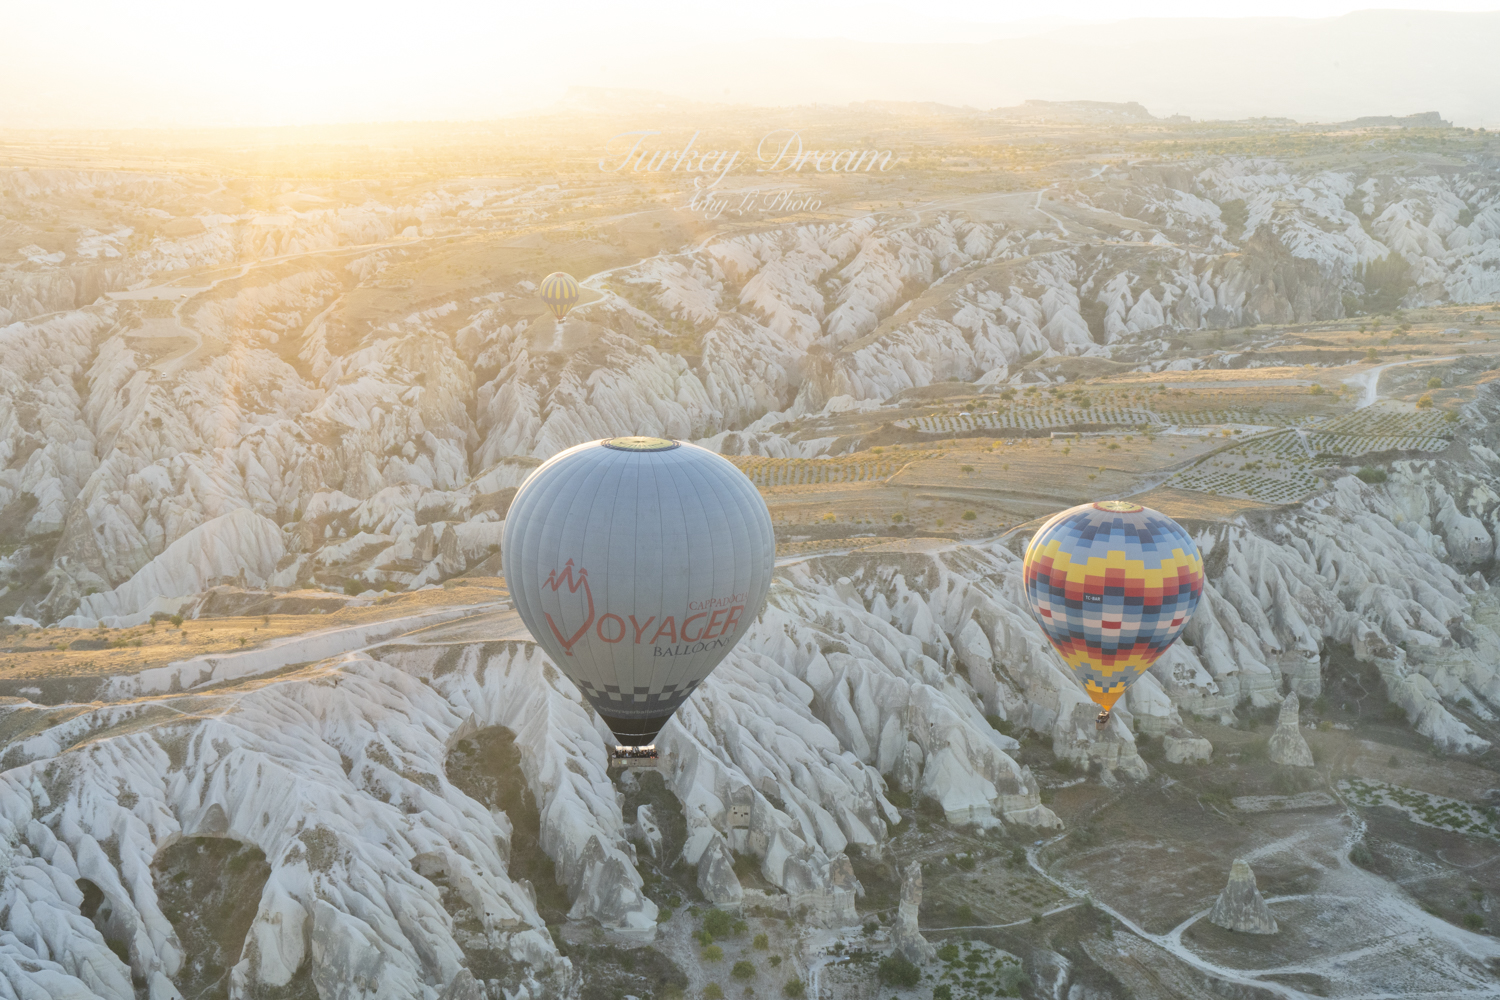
left=891, top=864, right=935, bottom=963
left=782, top=852, right=861, bottom=927
left=1164, top=733, right=1213, bottom=764
left=696, top=834, right=744, bottom=910
left=1268, top=693, right=1315, bottom=768
left=630, top=803, right=663, bottom=860
left=1208, top=860, right=1278, bottom=934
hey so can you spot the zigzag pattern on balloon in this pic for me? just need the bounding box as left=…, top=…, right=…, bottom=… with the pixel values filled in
left=1023, top=501, right=1204, bottom=710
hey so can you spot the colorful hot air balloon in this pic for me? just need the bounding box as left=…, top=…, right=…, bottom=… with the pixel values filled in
left=1022, top=500, right=1203, bottom=728
left=538, top=271, right=580, bottom=321
left=502, top=436, right=774, bottom=750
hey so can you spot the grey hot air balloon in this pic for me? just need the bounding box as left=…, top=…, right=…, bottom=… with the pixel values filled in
left=502, top=436, right=774, bottom=748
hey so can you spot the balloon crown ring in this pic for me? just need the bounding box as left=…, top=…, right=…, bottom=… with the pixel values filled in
left=603, top=437, right=679, bottom=451
left=1093, top=500, right=1144, bottom=513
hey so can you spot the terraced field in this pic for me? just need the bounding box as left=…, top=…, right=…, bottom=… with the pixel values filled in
left=1342, top=779, right=1500, bottom=839
left=729, top=452, right=938, bottom=487
left=898, top=402, right=1328, bottom=436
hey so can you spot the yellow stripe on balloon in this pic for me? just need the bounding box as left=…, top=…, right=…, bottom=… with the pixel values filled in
left=1035, top=541, right=1203, bottom=588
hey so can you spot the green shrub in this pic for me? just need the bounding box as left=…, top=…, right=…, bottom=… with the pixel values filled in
left=1349, top=842, right=1374, bottom=867
left=752, top=933, right=769, bottom=951
left=170, top=614, right=184, bottom=627
left=703, top=909, right=735, bottom=938
left=876, top=954, right=921, bottom=987
left=1462, top=913, right=1484, bottom=931
left=962, top=510, right=977, bottom=520
left=1308, top=384, right=1325, bottom=395
left=1356, top=467, right=1388, bottom=484
left=769, top=956, right=782, bottom=968
left=933, top=987, right=953, bottom=1000
left=704, top=984, right=724, bottom=1000
left=1417, top=394, right=1434, bottom=409
left=1428, top=377, right=1443, bottom=389
left=702, top=944, right=724, bottom=962
left=782, top=979, right=804, bottom=998
left=937, top=943, right=960, bottom=963
left=731, top=961, right=755, bottom=981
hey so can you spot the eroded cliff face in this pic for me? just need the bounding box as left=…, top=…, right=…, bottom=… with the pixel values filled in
left=4, top=151, right=1499, bottom=623
left=4, top=149, right=1500, bottom=1000
left=6, top=369, right=1500, bottom=998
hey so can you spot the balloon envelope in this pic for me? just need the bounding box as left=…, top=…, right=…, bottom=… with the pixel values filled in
left=1022, top=500, right=1203, bottom=712
left=502, top=437, right=774, bottom=745
left=538, top=271, right=580, bottom=321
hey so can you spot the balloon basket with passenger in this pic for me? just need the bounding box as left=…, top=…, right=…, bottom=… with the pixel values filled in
left=608, top=744, right=668, bottom=770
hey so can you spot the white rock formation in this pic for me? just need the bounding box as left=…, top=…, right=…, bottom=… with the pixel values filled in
left=1163, top=734, right=1213, bottom=765
left=696, top=834, right=744, bottom=910
left=891, top=864, right=935, bottom=963
left=1207, top=860, right=1278, bottom=934
left=1268, top=692, right=1316, bottom=768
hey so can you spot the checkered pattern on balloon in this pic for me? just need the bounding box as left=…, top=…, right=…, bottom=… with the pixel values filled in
left=1022, top=501, right=1204, bottom=723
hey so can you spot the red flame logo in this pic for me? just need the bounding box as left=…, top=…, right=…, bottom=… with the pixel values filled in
left=543, top=559, right=594, bottom=656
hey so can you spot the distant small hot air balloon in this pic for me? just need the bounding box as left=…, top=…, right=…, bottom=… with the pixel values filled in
left=1022, top=500, right=1203, bottom=728
left=538, top=271, right=580, bottom=321
left=502, top=437, right=774, bottom=750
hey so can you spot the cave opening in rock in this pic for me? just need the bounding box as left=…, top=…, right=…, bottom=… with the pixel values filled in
left=74, top=877, right=133, bottom=971
left=150, top=837, right=313, bottom=1000
left=445, top=727, right=571, bottom=926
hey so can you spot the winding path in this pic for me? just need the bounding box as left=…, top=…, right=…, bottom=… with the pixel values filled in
left=1343, top=356, right=1462, bottom=409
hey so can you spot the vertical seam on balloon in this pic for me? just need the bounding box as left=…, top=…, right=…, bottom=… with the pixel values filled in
left=667, top=446, right=711, bottom=702
left=707, top=455, right=754, bottom=670
left=538, top=451, right=595, bottom=675
left=588, top=450, right=622, bottom=712
left=687, top=453, right=729, bottom=695
left=652, top=445, right=676, bottom=699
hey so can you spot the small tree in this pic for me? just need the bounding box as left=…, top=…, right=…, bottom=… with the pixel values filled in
left=782, top=980, right=805, bottom=999
left=877, top=954, right=921, bottom=987
left=731, top=961, right=756, bottom=981
left=703, top=909, right=735, bottom=938
left=705, top=984, right=725, bottom=1000
left=1417, top=394, right=1434, bottom=409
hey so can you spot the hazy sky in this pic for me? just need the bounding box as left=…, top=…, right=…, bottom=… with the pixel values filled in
left=4, top=2, right=1499, bottom=128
